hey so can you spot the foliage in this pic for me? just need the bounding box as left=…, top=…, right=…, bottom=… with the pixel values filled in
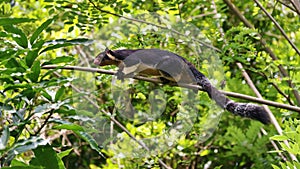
left=215, top=121, right=273, bottom=168
left=0, top=3, right=102, bottom=168
left=0, top=0, right=299, bottom=168
left=271, top=119, right=300, bottom=169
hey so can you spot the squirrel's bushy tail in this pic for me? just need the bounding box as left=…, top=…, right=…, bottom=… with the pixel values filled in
left=189, top=65, right=270, bottom=124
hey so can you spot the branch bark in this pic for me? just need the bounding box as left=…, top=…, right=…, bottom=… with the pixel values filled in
left=277, top=0, right=300, bottom=14
left=290, top=0, right=300, bottom=15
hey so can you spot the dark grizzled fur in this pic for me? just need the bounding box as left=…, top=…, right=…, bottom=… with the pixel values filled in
left=94, top=48, right=271, bottom=124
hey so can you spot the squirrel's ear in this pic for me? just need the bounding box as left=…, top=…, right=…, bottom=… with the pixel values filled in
left=105, top=48, right=117, bottom=60
left=105, top=47, right=110, bottom=53
left=106, top=50, right=113, bottom=56
left=105, top=48, right=114, bottom=55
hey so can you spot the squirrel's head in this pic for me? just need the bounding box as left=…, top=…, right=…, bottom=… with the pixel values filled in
left=94, top=48, right=121, bottom=66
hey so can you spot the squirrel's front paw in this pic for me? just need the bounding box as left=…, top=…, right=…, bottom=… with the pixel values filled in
left=116, top=71, right=125, bottom=81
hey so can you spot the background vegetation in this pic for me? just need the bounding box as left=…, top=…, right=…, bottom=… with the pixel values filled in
left=0, top=0, right=300, bottom=168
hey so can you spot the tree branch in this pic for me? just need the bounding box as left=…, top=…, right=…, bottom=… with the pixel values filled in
left=258, top=72, right=295, bottom=106
left=277, top=0, right=300, bottom=15
left=290, top=0, right=300, bottom=15
left=41, top=65, right=300, bottom=113
left=33, top=110, right=54, bottom=136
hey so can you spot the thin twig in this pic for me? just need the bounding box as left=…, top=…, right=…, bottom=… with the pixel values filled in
left=290, top=0, right=300, bottom=15
left=277, top=0, right=300, bottom=14
left=75, top=46, right=91, bottom=67
left=258, top=72, right=294, bottom=105
left=270, top=82, right=294, bottom=105
left=237, top=62, right=298, bottom=161
left=33, top=110, right=54, bottom=136
left=260, top=128, right=287, bottom=161
left=223, top=0, right=300, bottom=106
left=188, top=12, right=217, bottom=20
left=253, top=0, right=300, bottom=56
left=41, top=65, right=300, bottom=113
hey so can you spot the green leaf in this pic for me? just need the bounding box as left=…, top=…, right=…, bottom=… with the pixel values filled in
left=33, top=102, right=65, bottom=115
left=21, top=88, right=36, bottom=100
left=0, top=49, right=16, bottom=61
left=5, top=57, right=21, bottom=68
left=40, top=43, right=74, bottom=54
left=279, top=142, right=294, bottom=154
left=49, top=118, right=73, bottom=124
left=41, top=90, right=53, bottom=101
left=40, top=65, right=64, bottom=80
left=56, top=108, right=76, bottom=115
left=286, top=161, right=294, bottom=169
left=68, top=26, right=74, bottom=32
left=123, top=8, right=130, bottom=13
left=1, top=166, right=43, bottom=169
left=271, top=164, right=281, bottom=169
left=9, top=160, right=44, bottom=168
left=4, top=83, right=31, bottom=92
left=55, top=86, right=65, bottom=102
left=214, top=166, right=223, bottom=169
left=0, top=18, right=35, bottom=26
left=294, top=161, right=300, bottom=169
left=53, top=123, right=84, bottom=131
left=279, top=162, right=288, bottom=169
left=270, top=135, right=288, bottom=141
left=6, top=136, right=48, bottom=164
left=0, top=102, right=13, bottom=110
left=10, top=159, right=31, bottom=166
left=0, top=125, right=9, bottom=150
left=30, top=145, right=65, bottom=169
left=0, top=31, right=8, bottom=37
left=3, top=25, right=28, bottom=48
left=27, top=60, right=41, bottom=82
left=26, top=49, right=39, bottom=68
left=30, top=18, right=54, bottom=45
left=42, top=56, right=75, bottom=65
left=40, top=38, right=93, bottom=54
left=67, top=38, right=93, bottom=44
left=24, top=40, right=44, bottom=68
left=32, top=39, right=45, bottom=49
left=50, top=119, right=89, bottom=134
left=75, top=131, right=105, bottom=158
left=58, top=148, right=73, bottom=159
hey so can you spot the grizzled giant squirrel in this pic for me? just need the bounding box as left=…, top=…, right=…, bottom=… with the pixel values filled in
left=94, top=48, right=270, bottom=124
